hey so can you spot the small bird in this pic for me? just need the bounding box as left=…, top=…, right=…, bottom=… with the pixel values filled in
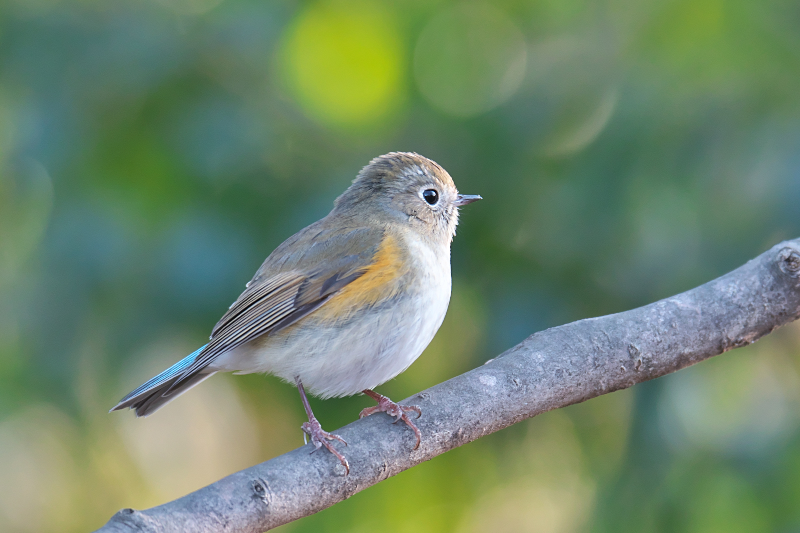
left=111, top=152, right=481, bottom=473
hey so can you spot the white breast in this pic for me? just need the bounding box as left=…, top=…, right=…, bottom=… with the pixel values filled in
left=395, top=235, right=452, bottom=375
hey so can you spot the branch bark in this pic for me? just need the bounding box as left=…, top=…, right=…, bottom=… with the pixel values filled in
left=96, top=239, right=800, bottom=533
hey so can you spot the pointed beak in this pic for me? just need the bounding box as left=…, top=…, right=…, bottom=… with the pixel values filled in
left=454, top=194, right=482, bottom=207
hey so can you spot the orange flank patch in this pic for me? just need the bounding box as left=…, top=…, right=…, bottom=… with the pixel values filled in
left=315, top=234, right=408, bottom=323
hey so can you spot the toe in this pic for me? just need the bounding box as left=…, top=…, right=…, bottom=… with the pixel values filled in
left=326, top=432, right=348, bottom=446
left=319, top=440, right=350, bottom=474
left=403, top=405, right=422, bottom=418
left=359, top=406, right=379, bottom=419
left=402, top=415, right=422, bottom=450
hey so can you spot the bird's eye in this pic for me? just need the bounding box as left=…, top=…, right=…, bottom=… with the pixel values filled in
left=422, top=189, right=439, bottom=205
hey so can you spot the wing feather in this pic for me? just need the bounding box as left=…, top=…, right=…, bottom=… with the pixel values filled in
left=211, top=271, right=300, bottom=338
left=167, top=226, right=384, bottom=392
left=175, top=279, right=304, bottom=383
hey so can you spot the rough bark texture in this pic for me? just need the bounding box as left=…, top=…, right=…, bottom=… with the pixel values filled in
left=96, top=239, right=800, bottom=533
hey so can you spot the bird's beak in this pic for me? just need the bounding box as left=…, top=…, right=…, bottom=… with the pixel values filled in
left=454, top=194, right=482, bottom=207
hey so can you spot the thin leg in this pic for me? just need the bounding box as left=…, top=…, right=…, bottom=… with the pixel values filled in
left=360, top=390, right=422, bottom=450
left=296, top=378, right=349, bottom=474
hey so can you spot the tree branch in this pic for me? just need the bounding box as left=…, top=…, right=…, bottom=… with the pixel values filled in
left=95, top=239, right=800, bottom=533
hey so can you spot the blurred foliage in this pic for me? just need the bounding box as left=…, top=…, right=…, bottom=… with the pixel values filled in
left=0, top=0, right=800, bottom=531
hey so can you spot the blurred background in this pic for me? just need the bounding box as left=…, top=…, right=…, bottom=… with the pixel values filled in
left=1, top=0, right=800, bottom=531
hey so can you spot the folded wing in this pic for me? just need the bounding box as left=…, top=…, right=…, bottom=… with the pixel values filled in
left=169, top=226, right=384, bottom=391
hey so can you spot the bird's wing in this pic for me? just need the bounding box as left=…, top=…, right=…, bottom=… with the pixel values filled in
left=168, top=225, right=385, bottom=391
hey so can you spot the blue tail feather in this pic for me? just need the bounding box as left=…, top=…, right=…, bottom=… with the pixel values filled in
left=110, top=344, right=210, bottom=416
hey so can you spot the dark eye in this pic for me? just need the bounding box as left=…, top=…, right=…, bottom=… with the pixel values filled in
left=422, top=189, right=439, bottom=205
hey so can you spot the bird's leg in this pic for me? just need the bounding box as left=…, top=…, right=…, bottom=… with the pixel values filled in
left=296, top=378, right=349, bottom=474
left=359, top=389, right=422, bottom=450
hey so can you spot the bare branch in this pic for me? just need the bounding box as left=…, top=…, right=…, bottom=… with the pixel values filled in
left=95, top=239, right=800, bottom=533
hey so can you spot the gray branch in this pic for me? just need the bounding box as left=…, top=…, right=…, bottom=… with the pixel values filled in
left=95, top=239, right=800, bottom=533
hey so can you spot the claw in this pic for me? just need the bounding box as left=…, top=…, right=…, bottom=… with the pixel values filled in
left=296, top=377, right=349, bottom=475
left=360, top=390, right=423, bottom=450
left=301, top=418, right=350, bottom=475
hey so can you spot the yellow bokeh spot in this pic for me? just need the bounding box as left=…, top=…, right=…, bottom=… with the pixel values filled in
left=281, top=0, right=404, bottom=129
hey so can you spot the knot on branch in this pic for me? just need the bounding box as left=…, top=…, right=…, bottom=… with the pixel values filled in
left=251, top=479, right=271, bottom=506
left=778, top=247, right=800, bottom=277
left=105, top=507, right=154, bottom=532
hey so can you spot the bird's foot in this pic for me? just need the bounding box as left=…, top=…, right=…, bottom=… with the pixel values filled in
left=301, top=417, right=349, bottom=475
left=360, top=391, right=422, bottom=450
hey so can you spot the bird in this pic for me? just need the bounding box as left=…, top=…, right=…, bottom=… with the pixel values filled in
left=111, top=152, right=481, bottom=473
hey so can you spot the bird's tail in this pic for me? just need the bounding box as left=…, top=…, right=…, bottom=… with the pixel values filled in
left=110, top=345, right=216, bottom=417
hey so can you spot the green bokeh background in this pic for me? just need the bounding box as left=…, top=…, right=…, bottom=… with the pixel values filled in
left=1, top=0, right=800, bottom=531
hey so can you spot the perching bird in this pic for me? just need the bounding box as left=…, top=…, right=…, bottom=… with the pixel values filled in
left=111, top=152, right=481, bottom=473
